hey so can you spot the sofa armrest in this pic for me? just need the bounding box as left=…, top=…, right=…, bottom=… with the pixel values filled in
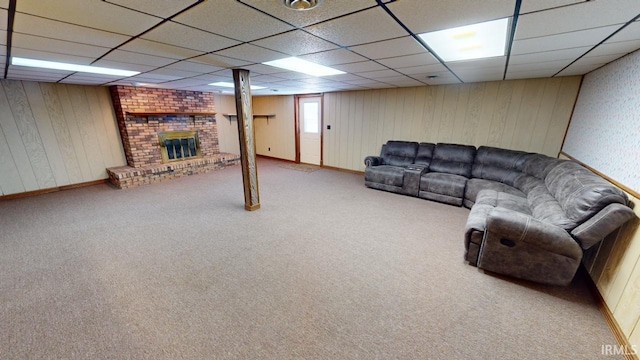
left=485, top=207, right=581, bottom=259
left=406, top=164, right=428, bottom=174
left=364, top=156, right=383, bottom=167
left=571, top=203, right=636, bottom=249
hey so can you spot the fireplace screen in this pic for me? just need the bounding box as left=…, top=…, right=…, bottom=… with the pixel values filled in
left=158, top=131, right=201, bottom=163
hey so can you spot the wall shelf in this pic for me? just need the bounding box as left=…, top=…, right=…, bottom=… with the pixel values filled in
left=223, top=114, right=276, bottom=124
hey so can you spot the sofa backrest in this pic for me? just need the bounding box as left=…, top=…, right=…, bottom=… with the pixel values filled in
left=429, top=143, right=476, bottom=178
left=545, top=161, right=629, bottom=226
left=521, top=154, right=564, bottom=179
left=414, top=142, right=435, bottom=166
left=471, top=146, right=531, bottom=186
left=381, top=141, right=419, bottom=167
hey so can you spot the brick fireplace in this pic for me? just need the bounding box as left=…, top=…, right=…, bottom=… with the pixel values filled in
left=106, top=86, right=239, bottom=189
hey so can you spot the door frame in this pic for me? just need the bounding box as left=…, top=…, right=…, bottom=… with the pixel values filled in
left=294, top=93, right=323, bottom=165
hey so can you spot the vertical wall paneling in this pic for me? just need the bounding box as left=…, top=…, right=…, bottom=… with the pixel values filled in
left=22, top=81, right=69, bottom=186
left=0, top=81, right=37, bottom=192
left=319, top=77, right=581, bottom=172
left=252, top=95, right=295, bottom=161
left=486, top=81, right=514, bottom=147
left=213, top=94, right=241, bottom=155
left=56, top=84, right=94, bottom=182
left=0, top=80, right=126, bottom=196
left=95, top=86, right=125, bottom=167
left=543, top=77, right=582, bottom=156
left=39, top=83, right=84, bottom=184
left=500, top=80, right=525, bottom=150
left=67, top=85, right=107, bottom=179
left=3, top=80, right=56, bottom=188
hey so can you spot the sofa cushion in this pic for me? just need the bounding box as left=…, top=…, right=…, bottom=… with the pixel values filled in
left=420, top=172, right=467, bottom=199
left=429, top=143, right=476, bottom=177
left=364, top=165, right=405, bottom=187
left=464, top=178, right=525, bottom=207
left=521, top=154, right=564, bottom=179
left=381, top=141, right=419, bottom=167
left=414, top=142, right=435, bottom=166
left=471, top=146, right=531, bottom=186
left=527, top=184, right=573, bottom=229
left=545, top=161, right=630, bottom=226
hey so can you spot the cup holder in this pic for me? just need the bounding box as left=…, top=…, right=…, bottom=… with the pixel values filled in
left=500, top=238, right=516, bottom=247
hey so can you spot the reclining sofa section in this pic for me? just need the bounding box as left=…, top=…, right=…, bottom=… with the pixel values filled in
left=364, top=141, right=636, bottom=285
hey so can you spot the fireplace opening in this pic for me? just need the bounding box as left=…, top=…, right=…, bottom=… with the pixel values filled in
left=158, top=130, right=201, bottom=163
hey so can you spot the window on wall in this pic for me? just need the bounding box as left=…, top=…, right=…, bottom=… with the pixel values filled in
left=303, top=102, right=319, bottom=134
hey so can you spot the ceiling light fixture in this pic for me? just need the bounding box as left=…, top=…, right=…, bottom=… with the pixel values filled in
left=12, top=57, right=140, bottom=77
left=262, top=57, right=345, bottom=77
left=282, top=0, right=323, bottom=11
left=208, top=81, right=266, bottom=90
left=418, top=18, right=509, bottom=62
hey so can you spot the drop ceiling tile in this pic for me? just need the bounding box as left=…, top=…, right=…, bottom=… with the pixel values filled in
left=106, top=0, right=199, bottom=18
left=396, top=63, right=449, bottom=76
left=512, top=25, right=621, bottom=54
left=363, top=82, right=400, bottom=89
left=101, top=49, right=177, bottom=67
left=8, top=67, right=73, bottom=77
left=59, top=78, right=112, bottom=85
left=505, top=68, right=560, bottom=79
left=16, top=0, right=162, bottom=36
left=246, top=0, right=375, bottom=27
left=120, top=39, right=204, bottom=60
left=343, top=78, right=390, bottom=86
left=0, top=45, right=5, bottom=56
left=375, top=75, right=418, bottom=83
left=334, top=61, right=388, bottom=73
left=0, top=29, right=5, bottom=45
left=7, top=74, right=66, bottom=82
left=142, top=22, right=241, bottom=52
left=241, top=64, right=289, bottom=75
left=189, top=74, right=232, bottom=83
left=587, top=40, right=640, bottom=58
left=0, top=0, right=7, bottom=9
left=377, top=53, right=439, bottom=68
left=507, top=59, right=573, bottom=73
left=11, top=47, right=95, bottom=65
left=515, top=0, right=640, bottom=40
left=12, top=33, right=109, bottom=59
left=173, top=0, right=294, bottom=42
left=323, top=73, right=367, bottom=82
left=519, top=0, right=585, bottom=14
left=159, top=78, right=212, bottom=88
left=509, top=47, right=591, bottom=65
left=252, top=74, right=289, bottom=83
left=348, top=36, right=426, bottom=60
left=576, top=53, right=625, bottom=66
left=92, top=59, right=157, bottom=73
left=14, top=13, right=130, bottom=48
left=357, top=69, right=400, bottom=79
left=424, top=76, right=462, bottom=85
left=127, top=74, right=179, bottom=83
left=604, top=21, right=640, bottom=43
left=190, top=54, right=251, bottom=68
left=455, top=68, right=505, bottom=83
left=163, top=61, right=224, bottom=74
left=556, top=63, right=604, bottom=76
left=62, top=73, right=129, bottom=83
left=387, top=0, right=514, bottom=34
left=299, top=49, right=368, bottom=66
left=214, top=44, right=287, bottom=63
left=386, top=79, right=426, bottom=87
left=305, top=7, right=407, bottom=47
left=144, top=68, right=200, bottom=79
left=251, top=30, right=339, bottom=56
left=447, top=57, right=506, bottom=71
left=262, top=69, right=314, bottom=80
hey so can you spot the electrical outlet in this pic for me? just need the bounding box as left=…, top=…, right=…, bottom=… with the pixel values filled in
left=268, top=147, right=271, bottom=151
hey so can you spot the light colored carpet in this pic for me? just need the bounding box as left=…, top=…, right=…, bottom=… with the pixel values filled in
left=0, top=158, right=621, bottom=359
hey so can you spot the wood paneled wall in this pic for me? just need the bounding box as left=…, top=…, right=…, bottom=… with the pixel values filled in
left=0, top=80, right=126, bottom=195
left=252, top=95, right=296, bottom=161
left=213, top=94, right=240, bottom=155
left=583, top=192, right=640, bottom=347
left=323, top=77, right=582, bottom=172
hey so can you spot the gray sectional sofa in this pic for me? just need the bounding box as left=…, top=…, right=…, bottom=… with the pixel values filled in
left=364, top=141, right=636, bottom=285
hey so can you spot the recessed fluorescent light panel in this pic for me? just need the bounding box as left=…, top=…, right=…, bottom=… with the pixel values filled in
left=208, top=81, right=266, bottom=90
left=418, top=18, right=509, bottom=62
left=262, top=57, right=345, bottom=76
left=11, top=57, right=140, bottom=77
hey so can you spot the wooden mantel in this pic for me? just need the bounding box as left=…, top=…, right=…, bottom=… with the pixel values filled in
left=125, top=111, right=216, bottom=117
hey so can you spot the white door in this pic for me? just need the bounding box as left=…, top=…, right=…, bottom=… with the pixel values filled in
left=299, top=97, right=321, bottom=165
